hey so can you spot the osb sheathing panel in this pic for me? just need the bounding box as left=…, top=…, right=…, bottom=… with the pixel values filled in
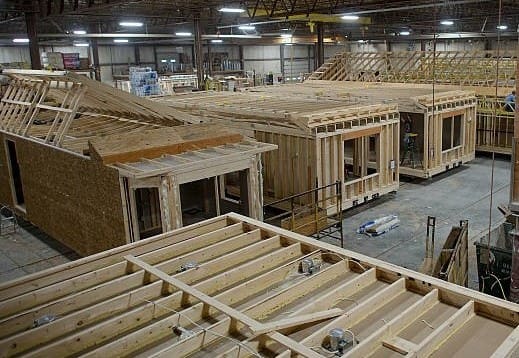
left=0, top=133, right=126, bottom=256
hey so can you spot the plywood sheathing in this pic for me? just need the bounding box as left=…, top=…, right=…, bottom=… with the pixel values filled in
left=0, top=212, right=518, bottom=357
left=0, top=133, right=127, bottom=256
left=88, top=124, right=243, bottom=164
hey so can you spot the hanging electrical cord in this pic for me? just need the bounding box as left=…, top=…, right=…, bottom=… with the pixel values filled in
left=486, top=0, right=503, bottom=286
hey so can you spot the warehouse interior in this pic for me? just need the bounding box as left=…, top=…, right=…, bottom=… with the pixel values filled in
left=0, top=0, right=519, bottom=357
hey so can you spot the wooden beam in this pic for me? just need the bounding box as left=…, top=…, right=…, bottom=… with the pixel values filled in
left=124, top=255, right=265, bottom=332
left=267, top=331, right=323, bottom=358
left=254, top=308, right=343, bottom=335
left=342, top=126, right=381, bottom=141
left=344, top=289, right=439, bottom=356
left=414, top=300, right=475, bottom=356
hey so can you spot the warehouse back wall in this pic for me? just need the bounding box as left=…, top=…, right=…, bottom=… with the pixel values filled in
left=1, top=39, right=515, bottom=85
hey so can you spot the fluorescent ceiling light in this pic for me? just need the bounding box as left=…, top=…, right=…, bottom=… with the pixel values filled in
left=342, top=15, right=359, bottom=20
left=206, top=34, right=261, bottom=39
left=170, top=59, right=176, bottom=63
left=211, top=39, right=223, bottom=43
left=238, top=25, right=256, bottom=31
left=114, top=39, right=129, bottom=43
left=218, top=7, right=245, bottom=13
left=497, top=25, right=508, bottom=30
left=441, top=20, right=454, bottom=26
left=161, top=59, right=167, bottom=63
left=280, top=33, right=292, bottom=38
left=12, top=38, right=29, bottom=43
left=175, top=32, right=192, bottom=36
left=357, top=40, right=365, bottom=43
left=73, top=30, right=86, bottom=35
left=284, top=43, right=293, bottom=46
left=400, top=31, right=410, bottom=35
left=119, top=21, right=143, bottom=27
left=74, top=43, right=89, bottom=47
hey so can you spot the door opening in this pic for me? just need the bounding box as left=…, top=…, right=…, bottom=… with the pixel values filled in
left=134, top=187, right=162, bottom=240
left=6, top=140, right=25, bottom=207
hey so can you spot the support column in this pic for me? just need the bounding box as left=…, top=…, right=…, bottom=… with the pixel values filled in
left=134, top=45, right=140, bottom=65
left=25, top=12, right=41, bottom=70
left=509, top=49, right=519, bottom=303
left=207, top=42, right=212, bottom=76
left=194, top=16, right=204, bottom=89
left=239, top=45, right=244, bottom=71
left=315, top=22, right=324, bottom=69
left=91, top=39, right=101, bottom=81
left=280, top=44, right=285, bottom=83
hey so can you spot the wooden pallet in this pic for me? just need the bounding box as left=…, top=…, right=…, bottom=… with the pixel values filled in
left=0, top=213, right=518, bottom=357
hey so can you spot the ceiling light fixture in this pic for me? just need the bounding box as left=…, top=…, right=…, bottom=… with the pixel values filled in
left=73, top=30, right=86, bottom=35
left=440, top=20, right=454, bottom=26
left=280, top=33, right=292, bottom=38
left=211, top=39, right=223, bottom=43
left=170, top=59, right=176, bottom=63
left=357, top=40, right=365, bottom=43
left=399, top=31, right=410, bottom=35
left=114, top=39, right=129, bottom=43
left=161, top=59, right=167, bottom=63
left=238, top=25, right=256, bottom=31
left=73, top=43, right=89, bottom=47
left=175, top=32, right=192, bottom=36
left=119, top=21, right=143, bottom=27
left=342, top=15, right=359, bottom=21
left=218, top=7, right=245, bottom=13
left=12, top=38, right=29, bottom=43
left=497, top=25, right=508, bottom=30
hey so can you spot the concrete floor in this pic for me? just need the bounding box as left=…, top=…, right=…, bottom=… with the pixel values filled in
left=322, top=155, right=510, bottom=290
left=0, top=217, right=79, bottom=283
left=0, top=155, right=510, bottom=292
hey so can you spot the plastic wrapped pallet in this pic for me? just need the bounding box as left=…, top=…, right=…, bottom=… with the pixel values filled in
left=129, top=67, right=160, bottom=96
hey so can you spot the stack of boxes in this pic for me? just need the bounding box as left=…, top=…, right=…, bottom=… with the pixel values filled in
left=62, top=53, right=80, bottom=70
left=129, top=67, right=160, bottom=96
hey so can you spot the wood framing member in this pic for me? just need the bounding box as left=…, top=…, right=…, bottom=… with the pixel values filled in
left=308, top=50, right=517, bottom=87
left=1, top=212, right=518, bottom=357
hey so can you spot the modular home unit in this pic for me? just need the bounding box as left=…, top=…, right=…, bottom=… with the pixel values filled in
left=0, top=71, right=274, bottom=255
left=249, top=81, right=477, bottom=178
left=154, top=91, right=400, bottom=212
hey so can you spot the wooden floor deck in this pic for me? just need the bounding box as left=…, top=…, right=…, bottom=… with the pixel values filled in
left=0, top=213, right=518, bottom=357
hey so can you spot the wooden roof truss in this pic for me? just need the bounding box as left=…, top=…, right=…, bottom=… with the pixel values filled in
left=0, top=75, right=85, bottom=147
left=309, top=50, right=517, bottom=87
left=0, top=213, right=518, bottom=357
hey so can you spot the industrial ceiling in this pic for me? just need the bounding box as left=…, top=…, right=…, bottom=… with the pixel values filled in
left=0, top=0, right=518, bottom=44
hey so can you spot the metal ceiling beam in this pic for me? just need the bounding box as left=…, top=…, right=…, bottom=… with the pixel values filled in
left=340, top=0, right=492, bottom=16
